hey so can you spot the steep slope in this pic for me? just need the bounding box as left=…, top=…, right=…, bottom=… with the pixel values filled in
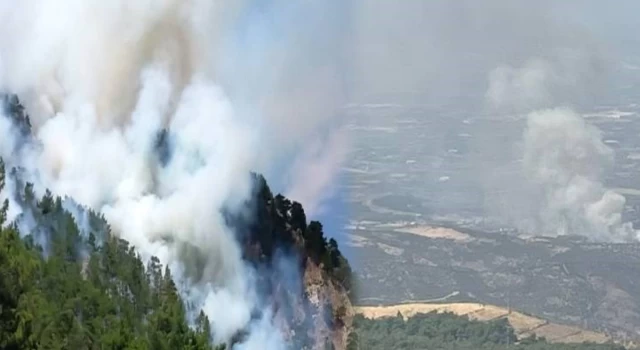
left=0, top=96, right=354, bottom=348
left=232, top=175, right=355, bottom=349
left=0, top=159, right=354, bottom=349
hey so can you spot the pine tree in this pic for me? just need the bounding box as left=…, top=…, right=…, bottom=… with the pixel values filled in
left=0, top=159, right=7, bottom=227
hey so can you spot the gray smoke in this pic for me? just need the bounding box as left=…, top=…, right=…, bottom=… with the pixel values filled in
left=348, top=0, right=640, bottom=242
left=0, top=0, right=349, bottom=347
left=486, top=52, right=604, bottom=114
left=523, top=108, right=635, bottom=240
left=485, top=56, right=638, bottom=241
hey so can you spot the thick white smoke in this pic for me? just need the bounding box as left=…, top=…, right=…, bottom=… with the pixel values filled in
left=0, top=0, right=348, bottom=347
left=523, top=108, right=636, bottom=241
left=485, top=58, right=638, bottom=242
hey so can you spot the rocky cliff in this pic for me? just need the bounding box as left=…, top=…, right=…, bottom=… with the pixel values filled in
left=236, top=174, right=355, bottom=349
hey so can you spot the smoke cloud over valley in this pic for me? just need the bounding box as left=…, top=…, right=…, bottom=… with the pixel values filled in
left=348, top=0, right=640, bottom=242
left=0, top=0, right=349, bottom=348
left=484, top=45, right=637, bottom=241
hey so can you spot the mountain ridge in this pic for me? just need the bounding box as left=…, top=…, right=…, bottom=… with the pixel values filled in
left=0, top=94, right=355, bottom=349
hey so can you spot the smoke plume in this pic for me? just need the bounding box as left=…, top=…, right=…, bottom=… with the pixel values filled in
left=523, top=108, right=636, bottom=241
left=485, top=56, right=638, bottom=241
left=0, top=0, right=348, bottom=347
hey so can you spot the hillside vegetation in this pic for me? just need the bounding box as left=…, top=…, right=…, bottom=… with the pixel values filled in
left=0, top=165, right=221, bottom=349
left=349, top=312, right=627, bottom=350
left=0, top=159, right=353, bottom=349
left=356, top=303, right=612, bottom=344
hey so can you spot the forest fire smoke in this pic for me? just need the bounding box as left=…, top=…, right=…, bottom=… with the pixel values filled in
left=0, top=0, right=348, bottom=347
left=486, top=57, right=638, bottom=242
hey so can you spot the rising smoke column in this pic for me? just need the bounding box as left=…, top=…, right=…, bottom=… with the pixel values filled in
left=485, top=56, right=638, bottom=242
left=523, top=108, right=636, bottom=241
left=0, top=0, right=349, bottom=347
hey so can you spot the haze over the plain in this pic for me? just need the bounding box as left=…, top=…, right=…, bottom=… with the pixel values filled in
left=348, top=0, right=640, bottom=241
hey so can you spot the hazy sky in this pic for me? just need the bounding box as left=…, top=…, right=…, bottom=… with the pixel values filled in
left=343, top=1, right=640, bottom=241
left=349, top=0, right=640, bottom=105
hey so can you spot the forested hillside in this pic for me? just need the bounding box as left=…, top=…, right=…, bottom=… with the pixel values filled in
left=0, top=117, right=354, bottom=350
left=349, top=312, right=627, bottom=350
left=0, top=158, right=222, bottom=349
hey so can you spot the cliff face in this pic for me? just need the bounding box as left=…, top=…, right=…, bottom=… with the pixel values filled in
left=303, top=256, right=354, bottom=349
left=233, top=174, right=355, bottom=349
